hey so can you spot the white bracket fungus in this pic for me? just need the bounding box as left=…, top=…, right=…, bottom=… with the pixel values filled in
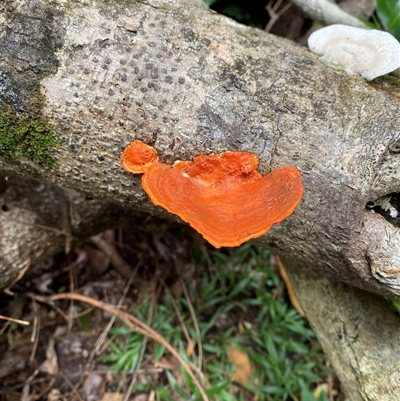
left=308, top=24, right=400, bottom=81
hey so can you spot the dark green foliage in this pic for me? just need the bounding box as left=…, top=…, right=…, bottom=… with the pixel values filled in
left=101, top=245, right=334, bottom=400
left=376, top=0, right=400, bottom=40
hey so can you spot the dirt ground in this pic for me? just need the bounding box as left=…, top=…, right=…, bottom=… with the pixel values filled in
left=0, top=227, right=205, bottom=400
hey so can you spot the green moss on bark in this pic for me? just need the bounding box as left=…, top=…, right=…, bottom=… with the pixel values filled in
left=0, top=102, right=59, bottom=167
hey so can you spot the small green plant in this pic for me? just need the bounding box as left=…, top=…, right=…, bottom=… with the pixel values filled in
left=101, top=244, right=334, bottom=400
left=376, top=0, right=400, bottom=40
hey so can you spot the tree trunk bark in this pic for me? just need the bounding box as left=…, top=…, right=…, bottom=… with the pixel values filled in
left=285, top=258, right=400, bottom=401
left=2, top=1, right=400, bottom=399
left=0, top=0, right=400, bottom=295
left=0, top=170, right=175, bottom=287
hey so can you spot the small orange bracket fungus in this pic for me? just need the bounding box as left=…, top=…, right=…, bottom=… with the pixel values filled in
left=120, top=140, right=159, bottom=173
left=120, top=140, right=303, bottom=248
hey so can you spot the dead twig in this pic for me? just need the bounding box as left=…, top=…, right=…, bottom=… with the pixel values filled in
left=59, top=188, right=74, bottom=255
left=59, top=369, right=85, bottom=401
left=89, top=263, right=140, bottom=360
left=28, top=292, right=210, bottom=401
left=123, top=284, right=156, bottom=401
left=91, top=232, right=136, bottom=280
left=289, top=0, right=367, bottom=28
left=274, top=255, right=305, bottom=317
left=70, top=265, right=140, bottom=396
left=3, top=260, right=31, bottom=295
left=0, top=314, right=30, bottom=325
left=265, top=0, right=292, bottom=33
left=2, top=217, right=65, bottom=236
left=29, top=298, right=40, bottom=365
left=160, top=278, right=193, bottom=354
left=178, top=273, right=203, bottom=372
left=67, top=268, right=76, bottom=332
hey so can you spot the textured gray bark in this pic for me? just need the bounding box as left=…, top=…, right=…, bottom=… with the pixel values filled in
left=1, top=0, right=400, bottom=295
left=1, top=1, right=400, bottom=398
left=0, top=171, right=172, bottom=288
left=285, top=259, right=400, bottom=401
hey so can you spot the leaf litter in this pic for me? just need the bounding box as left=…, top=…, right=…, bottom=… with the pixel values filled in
left=0, top=223, right=348, bottom=401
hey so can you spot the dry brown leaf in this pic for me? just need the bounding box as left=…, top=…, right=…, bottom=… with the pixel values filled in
left=83, top=372, right=103, bottom=401
left=100, top=393, right=124, bottom=401
left=238, top=321, right=245, bottom=334
left=29, top=292, right=209, bottom=401
left=47, top=389, right=66, bottom=401
left=157, top=356, right=186, bottom=388
left=186, top=338, right=196, bottom=357
left=39, top=338, right=58, bottom=375
left=86, top=246, right=111, bottom=276
left=228, top=345, right=252, bottom=384
left=313, top=383, right=329, bottom=398
left=168, top=279, right=183, bottom=300
left=132, top=394, right=149, bottom=401
left=156, top=356, right=176, bottom=370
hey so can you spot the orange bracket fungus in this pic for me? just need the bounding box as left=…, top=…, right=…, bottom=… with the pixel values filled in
left=120, top=140, right=304, bottom=248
